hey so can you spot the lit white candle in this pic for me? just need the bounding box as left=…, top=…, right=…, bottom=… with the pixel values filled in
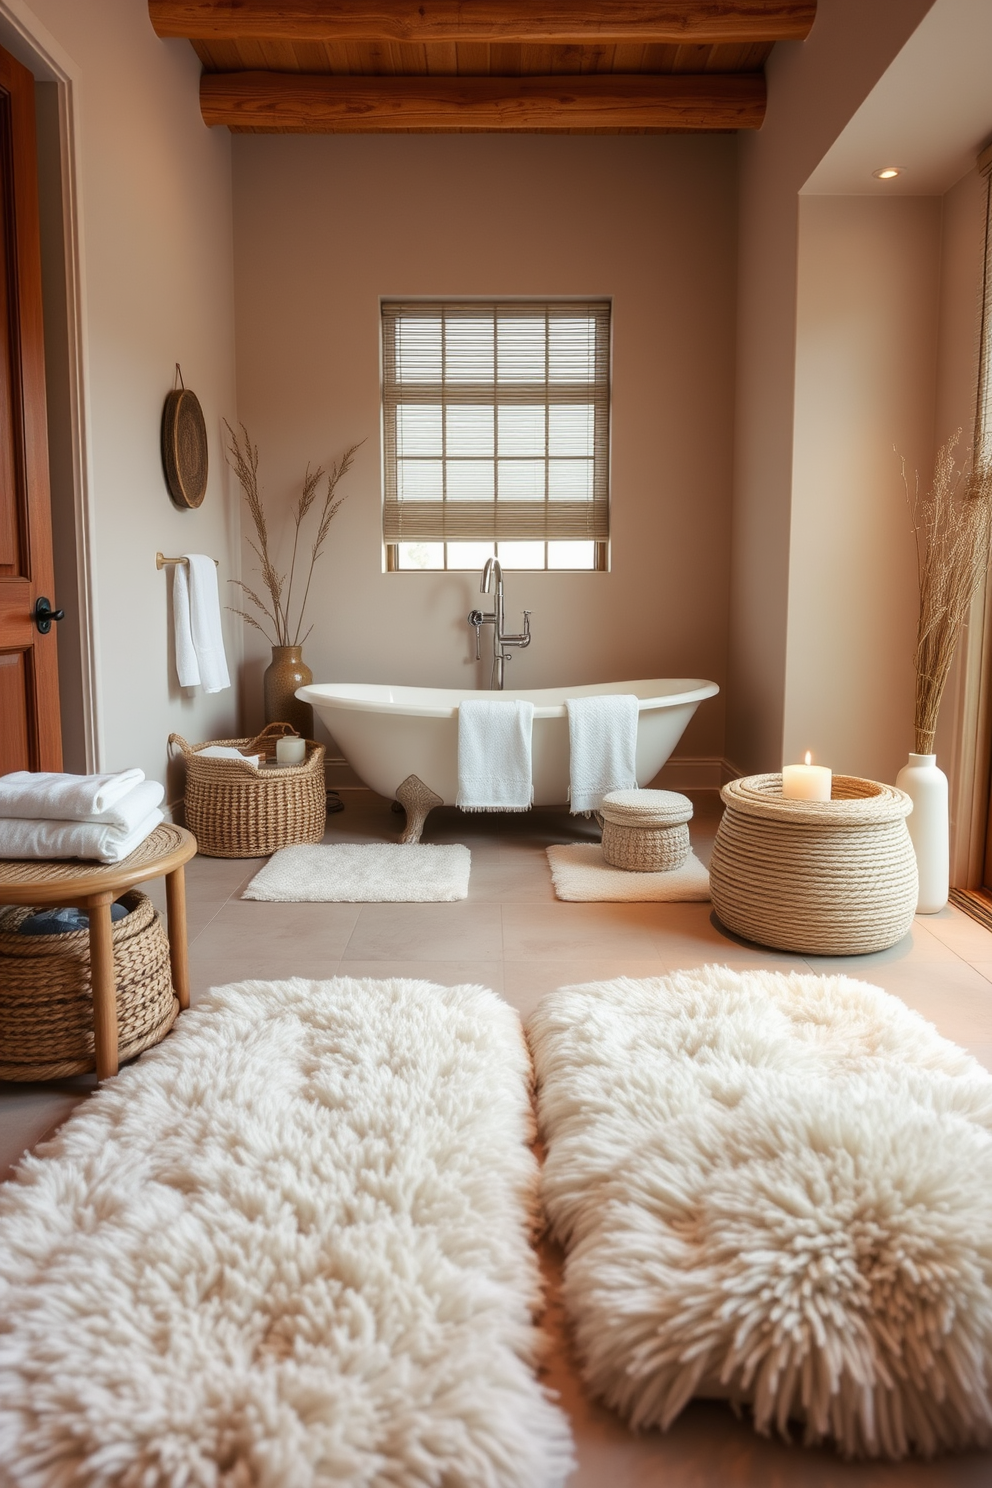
left=781, top=751, right=832, bottom=801
left=275, top=736, right=306, bottom=765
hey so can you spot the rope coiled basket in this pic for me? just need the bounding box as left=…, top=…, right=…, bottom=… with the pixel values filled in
left=710, top=774, right=918, bottom=955
left=0, top=889, right=177, bottom=1081
left=171, top=722, right=326, bottom=858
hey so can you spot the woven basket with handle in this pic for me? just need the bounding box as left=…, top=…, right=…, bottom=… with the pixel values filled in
left=170, top=722, right=326, bottom=858
left=0, top=889, right=177, bottom=1081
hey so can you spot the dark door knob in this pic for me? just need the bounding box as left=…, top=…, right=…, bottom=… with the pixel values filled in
left=34, top=596, right=65, bottom=635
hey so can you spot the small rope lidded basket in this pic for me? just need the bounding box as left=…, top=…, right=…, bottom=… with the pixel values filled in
left=0, top=890, right=177, bottom=1081
left=171, top=722, right=326, bottom=858
left=710, top=774, right=918, bottom=955
left=601, top=789, right=693, bottom=873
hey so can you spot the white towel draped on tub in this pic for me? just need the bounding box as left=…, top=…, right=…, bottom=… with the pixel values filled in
left=566, top=693, right=639, bottom=814
left=174, top=555, right=230, bottom=693
left=457, top=699, right=534, bottom=812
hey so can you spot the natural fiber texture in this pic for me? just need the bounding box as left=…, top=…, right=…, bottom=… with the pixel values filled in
left=0, top=890, right=177, bottom=1081
left=600, top=789, right=693, bottom=828
left=546, top=844, right=709, bottom=902
left=0, top=821, right=190, bottom=887
left=602, top=820, right=690, bottom=872
left=0, top=976, right=574, bottom=1487
left=243, top=843, right=471, bottom=902
left=527, top=967, right=992, bottom=1460
left=710, top=774, right=917, bottom=955
left=907, top=433, right=992, bottom=754
left=172, top=722, right=325, bottom=857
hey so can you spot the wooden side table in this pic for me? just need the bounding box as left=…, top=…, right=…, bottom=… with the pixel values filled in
left=0, top=823, right=197, bottom=1081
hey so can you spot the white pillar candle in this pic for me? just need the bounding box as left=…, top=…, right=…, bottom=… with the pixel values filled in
left=781, top=751, right=832, bottom=801
left=275, top=736, right=306, bottom=765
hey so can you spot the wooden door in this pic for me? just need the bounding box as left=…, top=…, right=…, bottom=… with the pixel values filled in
left=0, top=41, right=60, bottom=774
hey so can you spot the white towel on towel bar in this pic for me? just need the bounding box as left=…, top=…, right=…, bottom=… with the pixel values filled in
left=457, top=699, right=534, bottom=812
left=0, top=808, right=164, bottom=864
left=0, top=769, right=145, bottom=821
left=566, top=693, right=639, bottom=814
left=174, top=554, right=230, bottom=693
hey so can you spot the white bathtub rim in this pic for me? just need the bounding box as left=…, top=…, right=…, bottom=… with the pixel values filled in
left=298, top=678, right=719, bottom=721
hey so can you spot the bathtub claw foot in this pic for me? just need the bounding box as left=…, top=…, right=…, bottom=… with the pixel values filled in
left=396, top=774, right=443, bottom=844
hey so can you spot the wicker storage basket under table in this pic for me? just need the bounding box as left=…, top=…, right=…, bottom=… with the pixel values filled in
left=600, top=789, right=693, bottom=872
left=0, top=889, right=177, bottom=1082
left=710, top=773, right=918, bottom=956
left=171, top=723, right=326, bottom=858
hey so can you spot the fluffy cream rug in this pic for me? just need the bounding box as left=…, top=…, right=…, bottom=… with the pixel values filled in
left=527, top=966, right=992, bottom=1459
left=546, top=844, right=710, bottom=901
left=243, top=842, right=471, bottom=901
left=0, top=977, right=573, bottom=1486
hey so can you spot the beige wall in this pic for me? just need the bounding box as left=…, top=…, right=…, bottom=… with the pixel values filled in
left=231, top=134, right=737, bottom=766
left=785, top=196, right=940, bottom=782
left=728, top=0, right=936, bottom=774
left=1, top=0, right=241, bottom=806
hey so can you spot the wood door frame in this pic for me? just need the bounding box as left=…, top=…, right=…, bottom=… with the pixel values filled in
left=0, top=2, right=98, bottom=770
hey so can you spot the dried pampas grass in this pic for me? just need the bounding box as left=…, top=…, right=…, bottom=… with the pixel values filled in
left=907, top=432, right=992, bottom=754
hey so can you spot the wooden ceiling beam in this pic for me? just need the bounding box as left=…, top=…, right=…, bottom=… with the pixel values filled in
left=199, top=70, right=766, bottom=131
left=152, top=1, right=816, bottom=46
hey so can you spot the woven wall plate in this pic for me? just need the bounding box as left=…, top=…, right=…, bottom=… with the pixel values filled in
left=161, top=387, right=208, bottom=509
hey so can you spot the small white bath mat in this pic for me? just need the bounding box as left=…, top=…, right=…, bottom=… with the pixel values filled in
left=546, top=843, right=710, bottom=901
left=527, top=967, right=992, bottom=1460
left=0, top=976, right=574, bottom=1487
left=243, top=841, right=471, bottom=901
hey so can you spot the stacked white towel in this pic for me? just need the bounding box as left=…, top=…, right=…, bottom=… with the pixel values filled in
left=174, top=555, right=231, bottom=694
left=566, top=693, right=639, bottom=814
left=0, top=771, right=165, bottom=863
left=457, top=699, right=534, bottom=812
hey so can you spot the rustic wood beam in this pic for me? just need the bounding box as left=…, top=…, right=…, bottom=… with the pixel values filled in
left=152, top=1, right=816, bottom=45
left=200, top=70, right=766, bottom=131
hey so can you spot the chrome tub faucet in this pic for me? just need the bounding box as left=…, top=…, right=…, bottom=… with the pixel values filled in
left=467, top=557, right=531, bottom=690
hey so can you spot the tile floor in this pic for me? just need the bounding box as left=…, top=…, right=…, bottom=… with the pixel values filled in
left=2, top=790, right=992, bottom=1484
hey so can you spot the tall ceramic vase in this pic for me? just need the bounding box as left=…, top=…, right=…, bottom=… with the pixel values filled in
left=263, top=645, right=313, bottom=738
left=895, top=752, right=949, bottom=914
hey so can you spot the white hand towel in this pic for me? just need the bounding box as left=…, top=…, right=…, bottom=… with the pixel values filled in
left=0, top=808, right=164, bottom=864
left=566, top=693, right=639, bottom=814
left=174, top=555, right=230, bottom=693
left=197, top=746, right=260, bottom=768
left=0, top=769, right=145, bottom=821
left=457, top=699, right=534, bottom=812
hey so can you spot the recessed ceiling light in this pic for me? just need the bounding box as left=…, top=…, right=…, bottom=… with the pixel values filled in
left=872, top=166, right=904, bottom=180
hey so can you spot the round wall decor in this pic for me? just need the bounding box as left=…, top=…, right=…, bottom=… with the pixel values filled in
left=161, top=381, right=208, bottom=509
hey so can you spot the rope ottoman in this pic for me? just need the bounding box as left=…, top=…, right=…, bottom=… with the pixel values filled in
left=600, top=789, right=693, bottom=872
left=709, top=774, right=917, bottom=955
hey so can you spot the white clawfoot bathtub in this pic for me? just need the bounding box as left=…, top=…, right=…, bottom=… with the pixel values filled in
left=298, top=678, right=719, bottom=806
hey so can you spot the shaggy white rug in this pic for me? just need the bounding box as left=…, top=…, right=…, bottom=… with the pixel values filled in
left=546, top=844, right=710, bottom=901
left=527, top=967, right=992, bottom=1460
left=243, top=842, right=471, bottom=901
left=0, top=977, right=573, bottom=1487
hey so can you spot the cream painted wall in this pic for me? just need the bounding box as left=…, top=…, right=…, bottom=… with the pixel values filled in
left=785, top=196, right=940, bottom=783
left=2, top=0, right=241, bottom=806
left=231, top=134, right=736, bottom=765
left=728, top=0, right=936, bottom=774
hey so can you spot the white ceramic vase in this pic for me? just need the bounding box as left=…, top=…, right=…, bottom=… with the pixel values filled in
left=895, top=752, right=949, bottom=914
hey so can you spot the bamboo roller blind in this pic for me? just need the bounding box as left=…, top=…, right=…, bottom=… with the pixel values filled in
left=382, top=300, right=611, bottom=543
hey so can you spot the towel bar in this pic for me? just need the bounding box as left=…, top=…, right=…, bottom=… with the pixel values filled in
left=155, top=552, right=219, bottom=569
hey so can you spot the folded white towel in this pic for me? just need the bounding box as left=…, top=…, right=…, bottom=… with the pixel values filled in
left=0, top=808, right=164, bottom=864
left=197, top=746, right=260, bottom=768
left=174, top=555, right=230, bottom=694
left=457, top=699, right=534, bottom=812
left=0, top=769, right=145, bottom=821
left=566, top=693, right=639, bottom=814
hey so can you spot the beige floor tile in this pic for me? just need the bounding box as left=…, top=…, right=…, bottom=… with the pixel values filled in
left=920, top=906, right=992, bottom=960
left=342, top=902, right=503, bottom=961
left=468, top=855, right=557, bottom=903
left=802, top=921, right=963, bottom=971
left=0, top=1082, right=92, bottom=1182
left=329, top=960, right=504, bottom=996
left=501, top=901, right=668, bottom=959
left=191, top=898, right=363, bottom=960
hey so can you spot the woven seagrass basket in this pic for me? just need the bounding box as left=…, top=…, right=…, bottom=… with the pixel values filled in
left=171, top=722, right=326, bottom=858
left=600, top=789, right=693, bottom=873
left=710, top=773, right=918, bottom=956
left=0, top=889, right=177, bottom=1081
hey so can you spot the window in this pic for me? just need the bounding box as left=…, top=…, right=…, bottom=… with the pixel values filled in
left=382, top=300, right=610, bottom=570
